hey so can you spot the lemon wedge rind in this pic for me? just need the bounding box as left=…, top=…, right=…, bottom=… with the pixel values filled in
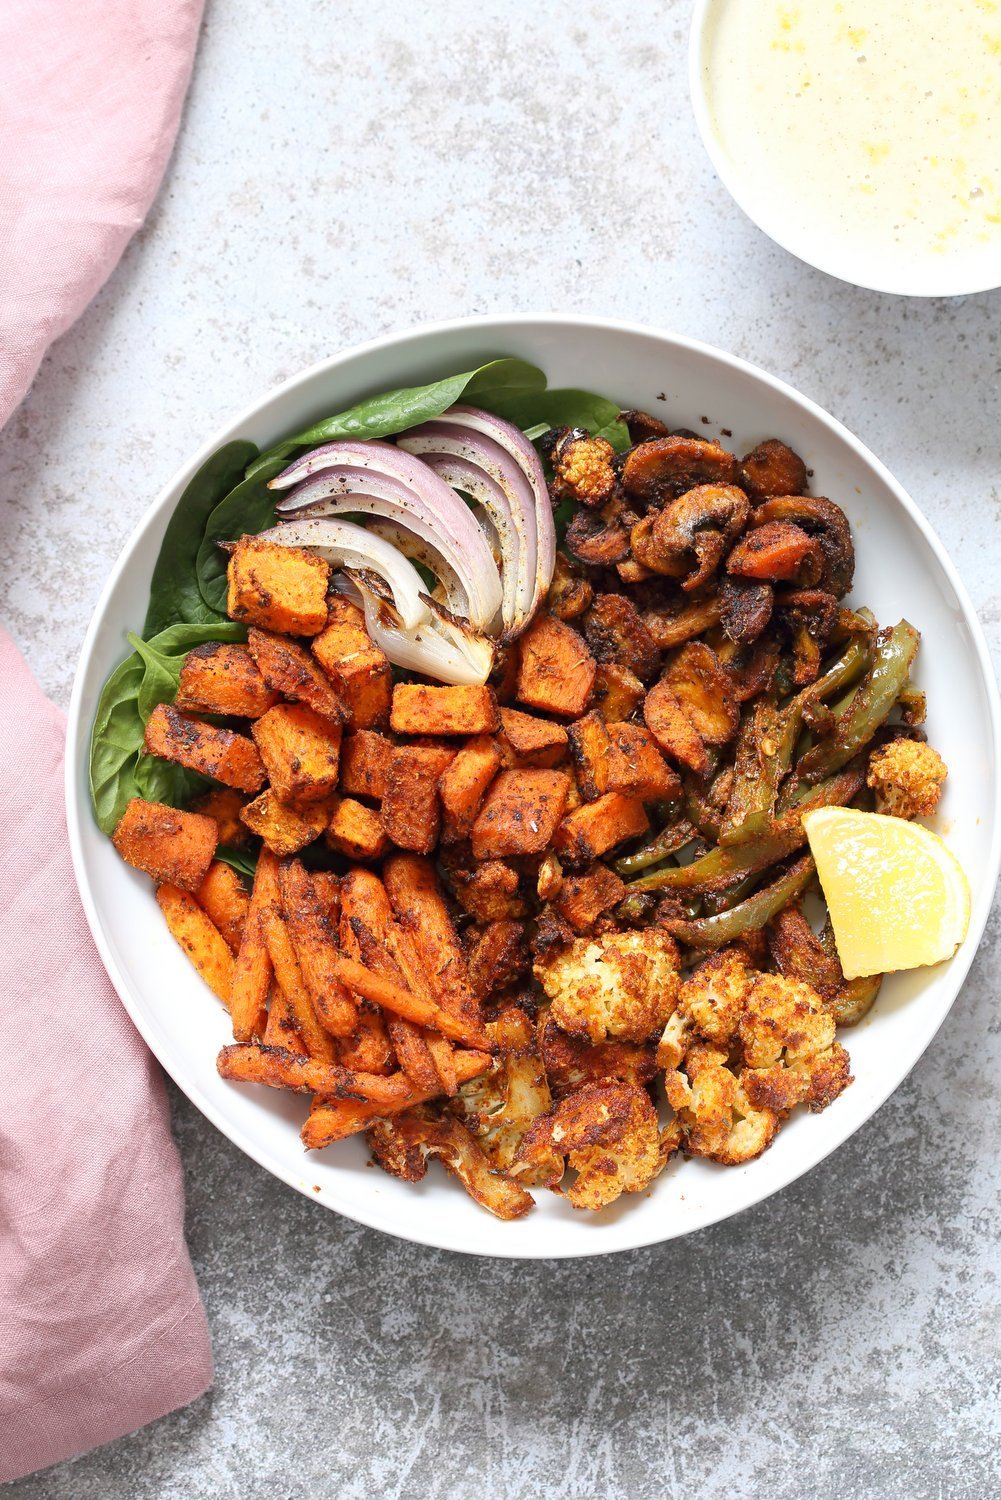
left=803, top=806, right=971, bottom=980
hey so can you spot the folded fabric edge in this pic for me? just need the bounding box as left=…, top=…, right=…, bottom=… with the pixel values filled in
left=0, top=1298, right=213, bottom=1485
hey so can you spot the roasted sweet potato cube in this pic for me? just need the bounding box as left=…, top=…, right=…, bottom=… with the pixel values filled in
left=566, top=710, right=612, bottom=801
left=251, top=703, right=342, bottom=803
left=227, top=536, right=330, bottom=636
left=391, top=683, right=500, bottom=737
left=338, top=729, right=392, bottom=801
left=175, top=643, right=279, bottom=718
left=239, top=787, right=329, bottom=856
left=499, top=708, right=568, bottom=768
left=312, top=596, right=391, bottom=729
left=448, top=858, right=527, bottom=921
left=382, top=744, right=456, bottom=853
left=552, top=863, right=626, bottom=932
left=554, top=791, right=649, bottom=866
left=439, top=735, right=502, bottom=843
left=470, top=769, right=572, bottom=860
left=246, top=627, right=345, bottom=724
left=196, top=860, right=251, bottom=953
left=325, top=796, right=390, bottom=861
left=516, top=615, right=596, bottom=718
left=157, top=884, right=234, bottom=1003
left=606, top=722, right=683, bottom=802
left=191, top=786, right=249, bottom=846
left=145, top=703, right=266, bottom=794
left=591, top=662, right=646, bottom=722
left=113, top=798, right=217, bottom=892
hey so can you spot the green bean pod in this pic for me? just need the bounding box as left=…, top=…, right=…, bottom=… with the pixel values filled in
left=626, top=762, right=864, bottom=894
left=797, top=620, right=919, bottom=783
left=614, top=818, right=697, bottom=877
left=661, top=855, right=816, bottom=949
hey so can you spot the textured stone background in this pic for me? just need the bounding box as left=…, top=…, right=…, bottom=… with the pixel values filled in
left=3, top=1, right=1000, bottom=1495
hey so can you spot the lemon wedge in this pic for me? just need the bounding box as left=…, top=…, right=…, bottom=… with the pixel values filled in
left=803, top=807, right=970, bottom=979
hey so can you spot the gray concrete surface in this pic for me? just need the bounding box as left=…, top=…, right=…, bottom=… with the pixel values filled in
left=3, top=1, right=1000, bottom=1495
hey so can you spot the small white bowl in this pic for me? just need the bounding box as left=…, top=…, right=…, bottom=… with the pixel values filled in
left=689, top=0, right=1001, bottom=297
left=66, top=314, right=1001, bottom=1258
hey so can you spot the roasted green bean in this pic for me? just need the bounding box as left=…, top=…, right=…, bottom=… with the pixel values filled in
left=797, top=620, right=919, bottom=783
left=661, top=856, right=816, bottom=950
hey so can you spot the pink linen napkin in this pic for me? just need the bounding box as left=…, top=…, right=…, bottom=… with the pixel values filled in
left=1, top=0, right=212, bottom=1483
left=0, top=632, right=213, bottom=1485
left=0, top=0, right=205, bottom=426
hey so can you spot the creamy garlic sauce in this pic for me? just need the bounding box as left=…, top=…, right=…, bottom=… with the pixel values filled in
left=703, top=0, right=1001, bottom=290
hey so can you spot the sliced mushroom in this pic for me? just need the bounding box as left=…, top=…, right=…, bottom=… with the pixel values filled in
left=629, top=514, right=688, bottom=579
left=643, top=484, right=752, bottom=593
left=621, top=435, right=741, bottom=505
left=740, top=438, right=808, bottom=501
left=565, top=506, right=631, bottom=566
left=662, top=642, right=740, bottom=746
left=644, top=677, right=712, bottom=776
left=774, top=588, right=840, bottom=686
left=718, top=575, right=774, bottom=644
left=620, top=409, right=672, bottom=445
left=643, top=597, right=723, bottom=650
left=752, top=496, right=854, bottom=598
left=584, top=593, right=661, bottom=683
left=547, top=552, right=593, bottom=621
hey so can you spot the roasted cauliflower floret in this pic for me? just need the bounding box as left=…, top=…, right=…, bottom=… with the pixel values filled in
left=547, top=427, right=617, bottom=508
left=738, top=972, right=853, bottom=1114
left=534, top=929, right=681, bottom=1044
left=677, top=947, right=751, bottom=1046
left=450, top=1007, right=552, bottom=1176
left=367, top=1109, right=535, bottom=1221
left=676, top=1044, right=780, bottom=1165
left=866, top=739, right=947, bottom=820
left=511, top=1081, right=674, bottom=1210
left=538, top=1010, right=658, bottom=1099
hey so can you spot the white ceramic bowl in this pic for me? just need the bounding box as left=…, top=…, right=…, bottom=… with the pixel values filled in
left=688, top=1, right=1001, bottom=298
left=66, top=314, right=1001, bottom=1258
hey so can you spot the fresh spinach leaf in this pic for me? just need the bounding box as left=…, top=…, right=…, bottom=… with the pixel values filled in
left=133, top=754, right=210, bottom=809
left=143, top=440, right=258, bottom=636
left=88, top=621, right=247, bottom=834
left=195, top=457, right=286, bottom=616
left=244, top=357, right=546, bottom=479
left=89, top=653, right=148, bottom=835
left=485, top=387, right=631, bottom=452
left=128, top=623, right=246, bottom=720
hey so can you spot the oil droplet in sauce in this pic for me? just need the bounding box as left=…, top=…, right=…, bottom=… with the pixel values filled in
left=702, top=0, right=1001, bottom=291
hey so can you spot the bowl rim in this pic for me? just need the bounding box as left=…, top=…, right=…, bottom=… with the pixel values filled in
left=687, top=0, right=1001, bottom=299
left=65, top=311, right=1001, bottom=1258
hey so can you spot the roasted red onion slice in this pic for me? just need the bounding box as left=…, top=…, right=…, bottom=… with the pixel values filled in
left=399, top=405, right=555, bottom=631
left=270, top=441, right=503, bottom=632
left=335, top=575, right=494, bottom=686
